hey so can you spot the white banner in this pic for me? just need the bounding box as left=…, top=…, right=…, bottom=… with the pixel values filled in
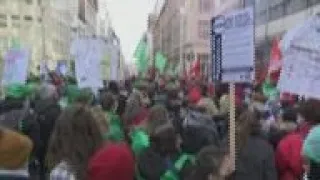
left=2, top=48, right=29, bottom=85
left=278, top=50, right=320, bottom=99
left=278, top=15, right=320, bottom=99
left=71, top=38, right=104, bottom=88
left=213, top=7, right=255, bottom=83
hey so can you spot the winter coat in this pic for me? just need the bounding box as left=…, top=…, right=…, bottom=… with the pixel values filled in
left=275, top=122, right=311, bottom=180
left=0, top=99, right=41, bottom=158
left=33, top=99, right=61, bottom=162
left=234, top=135, right=277, bottom=180
left=137, top=147, right=193, bottom=180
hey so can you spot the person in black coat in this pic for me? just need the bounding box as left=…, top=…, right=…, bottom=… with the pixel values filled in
left=234, top=109, right=277, bottom=180
left=33, top=84, right=61, bottom=179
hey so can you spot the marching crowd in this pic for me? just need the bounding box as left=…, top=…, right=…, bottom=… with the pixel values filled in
left=0, top=72, right=320, bottom=180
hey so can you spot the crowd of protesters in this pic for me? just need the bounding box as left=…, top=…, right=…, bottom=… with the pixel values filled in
left=0, top=71, right=320, bottom=180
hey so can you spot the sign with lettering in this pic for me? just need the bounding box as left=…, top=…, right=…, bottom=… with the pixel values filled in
left=211, top=7, right=255, bottom=83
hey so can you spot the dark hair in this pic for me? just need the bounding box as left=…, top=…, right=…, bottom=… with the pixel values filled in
left=184, top=145, right=229, bottom=180
left=147, top=105, right=169, bottom=133
left=298, top=99, right=320, bottom=124
left=149, top=123, right=178, bottom=155
left=46, top=105, right=103, bottom=180
left=236, top=109, right=261, bottom=150
left=100, top=92, right=116, bottom=111
left=308, top=160, right=320, bottom=180
left=108, top=81, right=119, bottom=95
left=282, top=107, right=297, bottom=123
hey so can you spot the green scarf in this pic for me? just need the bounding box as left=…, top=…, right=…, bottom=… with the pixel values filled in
left=130, top=128, right=150, bottom=156
left=262, top=79, right=279, bottom=101
left=105, top=111, right=125, bottom=142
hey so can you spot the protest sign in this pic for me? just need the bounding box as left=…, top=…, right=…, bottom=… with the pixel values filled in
left=278, top=15, right=320, bottom=99
left=2, top=48, right=29, bottom=85
left=71, top=38, right=104, bottom=88
left=211, top=7, right=255, bottom=83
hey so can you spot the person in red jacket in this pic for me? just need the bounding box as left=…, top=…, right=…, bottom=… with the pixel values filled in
left=276, top=99, right=320, bottom=180
left=87, top=143, right=135, bottom=180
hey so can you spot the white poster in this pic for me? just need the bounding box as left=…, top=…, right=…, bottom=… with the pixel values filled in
left=278, top=50, right=320, bottom=99
left=2, top=48, right=29, bottom=85
left=213, top=7, right=255, bottom=83
left=71, top=38, right=104, bottom=88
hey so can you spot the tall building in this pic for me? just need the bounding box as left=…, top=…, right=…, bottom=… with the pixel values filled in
left=96, top=0, right=112, bottom=38
left=150, top=0, right=216, bottom=74
left=69, top=0, right=98, bottom=38
left=0, top=0, right=73, bottom=73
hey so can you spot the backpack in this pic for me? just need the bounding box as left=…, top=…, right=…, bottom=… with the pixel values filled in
left=181, top=109, right=221, bottom=153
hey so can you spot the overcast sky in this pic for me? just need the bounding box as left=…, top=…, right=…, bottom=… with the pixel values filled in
left=106, top=0, right=155, bottom=65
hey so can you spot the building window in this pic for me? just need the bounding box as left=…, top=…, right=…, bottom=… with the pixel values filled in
left=285, top=0, right=307, bottom=15
left=24, top=15, right=33, bottom=21
left=308, top=0, right=320, bottom=6
left=269, top=1, right=285, bottom=21
left=0, top=21, right=7, bottom=28
left=244, top=0, right=255, bottom=7
left=11, top=15, right=20, bottom=20
left=198, top=20, right=210, bottom=39
left=0, top=14, right=7, bottom=20
left=25, top=0, right=32, bottom=5
left=199, top=0, right=212, bottom=13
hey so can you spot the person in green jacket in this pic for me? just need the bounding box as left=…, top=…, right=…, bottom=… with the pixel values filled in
left=100, top=92, right=125, bottom=142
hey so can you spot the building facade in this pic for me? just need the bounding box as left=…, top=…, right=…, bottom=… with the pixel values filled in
left=69, top=0, right=98, bottom=38
left=214, top=0, right=320, bottom=72
left=0, top=0, right=73, bottom=73
left=150, top=0, right=216, bottom=75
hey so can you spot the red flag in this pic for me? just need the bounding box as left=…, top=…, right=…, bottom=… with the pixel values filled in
left=189, top=59, right=201, bottom=78
left=268, top=37, right=282, bottom=73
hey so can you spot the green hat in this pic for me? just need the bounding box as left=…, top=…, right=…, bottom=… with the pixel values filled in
left=303, top=124, right=320, bottom=163
left=5, top=84, right=32, bottom=99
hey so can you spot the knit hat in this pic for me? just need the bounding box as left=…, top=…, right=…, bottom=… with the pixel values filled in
left=303, top=125, right=320, bottom=163
left=88, top=143, right=135, bottom=180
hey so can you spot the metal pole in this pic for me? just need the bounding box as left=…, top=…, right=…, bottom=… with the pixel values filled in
left=41, top=4, right=46, bottom=71
left=179, top=8, right=185, bottom=75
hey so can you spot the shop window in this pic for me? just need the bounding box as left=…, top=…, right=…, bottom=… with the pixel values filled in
left=24, top=15, right=33, bottom=21
left=308, top=0, right=320, bottom=6
left=285, top=0, right=307, bottom=15
left=198, top=20, right=210, bottom=39
left=269, top=1, right=285, bottom=21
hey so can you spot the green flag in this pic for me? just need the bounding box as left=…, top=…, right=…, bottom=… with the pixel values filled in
left=155, top=52, right=167, bottom=74
left=134, top=37, right=148, bottom=74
